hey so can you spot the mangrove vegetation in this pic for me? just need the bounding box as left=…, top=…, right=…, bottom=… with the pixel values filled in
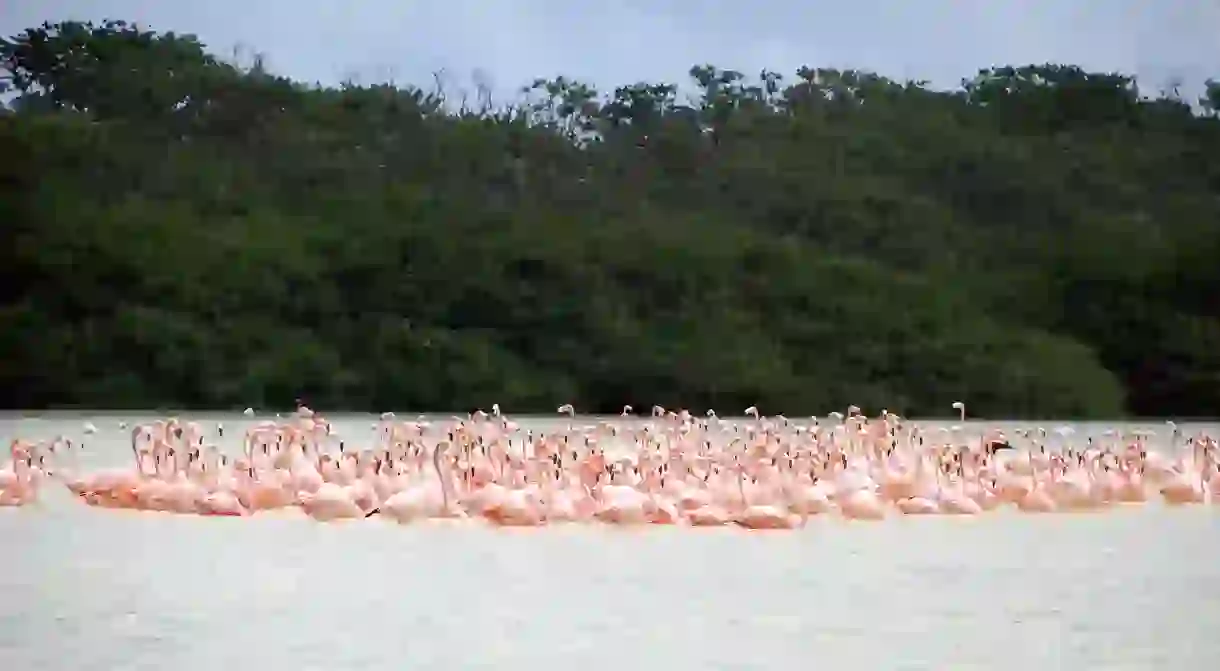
left=2, top=20, right=1218, bottom=416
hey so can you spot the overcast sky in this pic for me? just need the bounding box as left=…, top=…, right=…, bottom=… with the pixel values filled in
left=3, top=1, right=1217, bottom=99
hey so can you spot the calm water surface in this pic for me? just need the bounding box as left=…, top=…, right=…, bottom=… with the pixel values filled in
left=2, top=413, right=1218, bottom=670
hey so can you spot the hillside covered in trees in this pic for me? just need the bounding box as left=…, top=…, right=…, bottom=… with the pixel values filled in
left=2, top=20, right=1218, bottom=417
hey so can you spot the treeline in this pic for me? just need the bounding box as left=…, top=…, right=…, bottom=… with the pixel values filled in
left=1, top=20, right=1218, bottom=417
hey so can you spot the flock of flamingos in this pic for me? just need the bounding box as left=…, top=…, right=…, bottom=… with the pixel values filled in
left=2, top=402, right=1218, bottom=528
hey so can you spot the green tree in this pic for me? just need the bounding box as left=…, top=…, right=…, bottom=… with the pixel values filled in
left=2, top=20, right=1216, bottom=417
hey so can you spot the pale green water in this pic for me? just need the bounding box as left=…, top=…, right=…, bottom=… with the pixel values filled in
left=2, top=414, right=1218, bottom=670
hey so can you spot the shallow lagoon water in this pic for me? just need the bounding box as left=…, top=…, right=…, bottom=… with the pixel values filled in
left=2, top=413, right=1218, bottom=670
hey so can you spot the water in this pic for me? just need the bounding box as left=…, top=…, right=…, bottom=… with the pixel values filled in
left=2, top=413, right=1218, bottom=670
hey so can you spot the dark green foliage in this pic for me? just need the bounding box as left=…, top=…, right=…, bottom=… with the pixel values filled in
left=2, top=21, right=1216, bottom=417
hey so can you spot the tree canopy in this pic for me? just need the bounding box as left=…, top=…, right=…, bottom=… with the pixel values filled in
left=2, top=20, right=1217, bottom=417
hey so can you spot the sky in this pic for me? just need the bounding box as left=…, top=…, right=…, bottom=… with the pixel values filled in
left=3, top=1, right=1217, bottom=100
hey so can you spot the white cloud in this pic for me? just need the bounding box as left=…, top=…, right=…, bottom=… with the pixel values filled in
left=3, top=0, right=1214, bottom=99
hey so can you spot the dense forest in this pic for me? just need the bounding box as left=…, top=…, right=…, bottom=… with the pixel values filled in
left=1, top=20, right=1218, bottom=417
